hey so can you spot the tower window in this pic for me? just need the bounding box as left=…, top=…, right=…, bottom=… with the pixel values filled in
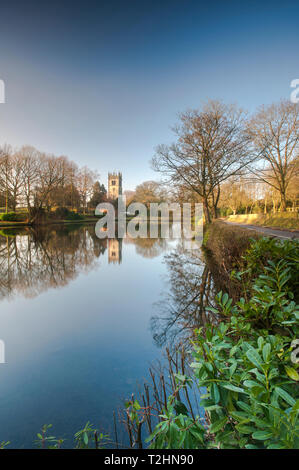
left=111, top=180, right=116, bottom=186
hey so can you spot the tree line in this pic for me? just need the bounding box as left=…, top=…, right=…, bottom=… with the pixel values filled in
left=150, top=99, right=299, bottom=222
left=0, top=145, right=107, bottom=222
left=1, top=99, right=298, bottom=224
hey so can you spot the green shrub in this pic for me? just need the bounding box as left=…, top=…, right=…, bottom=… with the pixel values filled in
left=53, top=207, right=70, bottom=219
left=0, top=212, right=18, bottom=221
left=66, top=211, right=83, bottom=221
left=53, top=207, right=83, bottom=221
left=145, top=239, right=299, bottom=449
left=219, top=208, right=234, bottom=217
left=0, top=211, right=27, bottom=222
left=0, top=229, right=17, bottom=237
left=239, top=237, right=299, bottom=303
left=33, top=422, right=110, bottom=449
left=204, top=221, right=260, bottom=300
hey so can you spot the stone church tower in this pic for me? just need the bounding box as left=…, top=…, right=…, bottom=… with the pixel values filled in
left=108, top=172, right=122, bottom=199
left=108, top=239, right=122, bottom=264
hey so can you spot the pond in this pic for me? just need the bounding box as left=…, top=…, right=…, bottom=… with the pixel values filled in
left=0, top=223, right=210, bottom=448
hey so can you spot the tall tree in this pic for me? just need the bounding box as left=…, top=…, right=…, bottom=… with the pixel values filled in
left=77, top=166, right=98, bottom=214
left=18, top=146, right=66, bottom=222
left=249, top=100, right=299, bottom=211
left=286, top=158, right=299, bottom=212
left=133, top=181, right=166, bottom=209
left=152, top=101, right=254, bottom=222
left=219, top=179, right=249, bottom=215
left=19, top=146, right=40, bottom=219
left=0, top=145, right=13, bottom=212
left=88, top=181, right=107, bottom=208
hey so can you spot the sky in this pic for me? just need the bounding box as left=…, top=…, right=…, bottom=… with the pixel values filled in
left=0, top=0, right=298, bottom=190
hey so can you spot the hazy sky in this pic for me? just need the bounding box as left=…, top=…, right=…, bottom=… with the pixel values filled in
left=0, top=0, right=298, bottom=190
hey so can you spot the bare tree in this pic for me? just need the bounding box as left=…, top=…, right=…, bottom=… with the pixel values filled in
left=77, top=166, right=98, bottom=214
left=0, top=145, right=14, bottom=212
left=18, top=146, right=66, bottom=222
left=249, top=100, right=299, bottom=211
left=152, top=101, right=254, bottom=222
left=19, top=146, right=40, bottom=218
left=66, top=160, right=79, bottom=210
left=7, top=151, right=24, bottom=211
left=0, top=143, right=105, bottom=219
left=133, top=181, right=167, bottom=209
left=123, top=190, right=136, bottom=207
left=219, top=179, right=247, bottom=215
left=33, top=154, right=66, bottom=216
left=286, top=157, right=299, bottom=212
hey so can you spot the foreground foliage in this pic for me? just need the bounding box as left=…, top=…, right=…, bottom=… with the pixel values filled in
left=144, top=238, right=299, bottom=449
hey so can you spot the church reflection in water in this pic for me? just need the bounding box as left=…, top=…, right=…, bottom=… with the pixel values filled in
left=0, top=224, right=172, bottom=301
left=0, top=225, right=107, bottom=301
left=108, top=238, right=122, bottom=264
left=0, top=223, right=213, bottom=350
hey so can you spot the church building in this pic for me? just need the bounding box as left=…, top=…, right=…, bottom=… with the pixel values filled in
left=108, top=172, right=122, bottom=199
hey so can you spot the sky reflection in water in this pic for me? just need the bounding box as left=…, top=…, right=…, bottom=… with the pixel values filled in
left=0, top=224, right=190, bottom=447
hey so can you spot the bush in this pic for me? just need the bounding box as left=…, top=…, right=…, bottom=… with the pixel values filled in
left=205, top=221, right=260, bottom=269
left=53, top=208, right=83, bottom=221
left=145, top=238, right=299, bottom=449
left=66, top=211, right=83, bottom=221
left=239, top=237, right=299, bottom=304
left=0, top=212, right=17, bottom=221
left=53, top=207, right=70, bottom=219
left=204, top=221, right=260, bottom=299
left=219, top=208, right=233, bottom=217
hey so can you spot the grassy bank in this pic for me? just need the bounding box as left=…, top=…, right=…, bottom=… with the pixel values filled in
left=0, top=214, right=136, bottom=229
left=203, top=221, right=261, bottom=299
left=225, top=213, right=299, bottom=230
left=0, top=218, right=97, bottom=228
left=0, top=214, right=104, bottom=228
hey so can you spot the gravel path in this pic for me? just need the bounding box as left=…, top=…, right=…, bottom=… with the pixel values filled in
left=222, top=220, right=299, bottom=240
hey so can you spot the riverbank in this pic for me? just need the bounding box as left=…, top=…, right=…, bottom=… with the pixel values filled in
left=0, top=215, right=108, bottom=229
left=202, top=220, right=262, bottom=299
left=224, top=212, right=299, bottom=230
left=0, top=214, right=169, bottom=230
left=0, top=219, right=96, bottom=229
left=143, top=224, right=299, bottom=449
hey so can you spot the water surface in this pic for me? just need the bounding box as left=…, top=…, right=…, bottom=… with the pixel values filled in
left=0, top=224, right=208, bottom=448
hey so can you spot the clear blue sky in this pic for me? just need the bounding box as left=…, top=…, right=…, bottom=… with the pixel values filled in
left=0, top=0, right=298, bottom=190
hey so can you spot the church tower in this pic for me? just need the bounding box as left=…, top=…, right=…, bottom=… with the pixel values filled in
left=108, top=172, right=122, bottom=200
left=108, top=239, right=122, bottom=264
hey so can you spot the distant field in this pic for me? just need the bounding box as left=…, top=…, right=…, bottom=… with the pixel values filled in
left=225, top=212, right=299, bottom=230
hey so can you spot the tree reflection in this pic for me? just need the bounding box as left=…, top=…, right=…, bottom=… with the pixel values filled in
left=0, top=225, right=173, bottom=301
left=0, top=223, right=207, bottom=329
left=0, top=225, right=107, bottom=300
left=124, top=235, right=169, bottom=259
left=151, top=243, right=217, bottom=347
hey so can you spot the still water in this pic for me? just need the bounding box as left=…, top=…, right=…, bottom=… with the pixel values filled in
left=0, top=223, right=207, bottom=448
